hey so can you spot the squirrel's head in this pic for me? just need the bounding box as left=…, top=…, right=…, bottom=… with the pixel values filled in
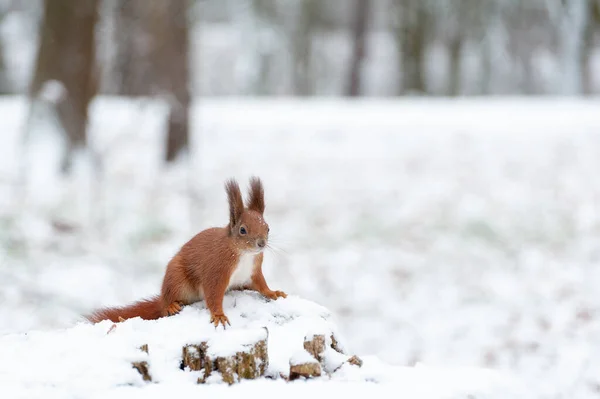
left=225, top=176, right=270, bottom=254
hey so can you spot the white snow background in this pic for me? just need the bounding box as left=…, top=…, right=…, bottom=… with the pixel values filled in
left=1, top=96, right=600, bottom=398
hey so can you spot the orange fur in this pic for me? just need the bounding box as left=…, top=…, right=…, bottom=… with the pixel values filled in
left=85, top=177, right=286, bottom=327
left=86, top=296, right=162, bottom=323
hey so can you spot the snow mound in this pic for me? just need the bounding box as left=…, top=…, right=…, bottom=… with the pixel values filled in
left=0, top=291, right=523, bottom=398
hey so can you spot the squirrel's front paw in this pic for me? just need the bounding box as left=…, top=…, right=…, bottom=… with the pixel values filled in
left=210, top=313, right=231, bottom=328
left=265, top=290, right=287, bottom=300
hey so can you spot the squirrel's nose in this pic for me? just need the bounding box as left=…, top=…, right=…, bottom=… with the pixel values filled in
left=257, top=239, right=266, bottom=248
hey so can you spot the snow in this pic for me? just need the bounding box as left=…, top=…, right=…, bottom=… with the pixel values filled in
left=0, top=291, right=520, bottom=399
left=37, top=80, right=68, bottom=104
left=2, top=96, right=600, bottom=398
left=289, top=347, right=318, bottom=366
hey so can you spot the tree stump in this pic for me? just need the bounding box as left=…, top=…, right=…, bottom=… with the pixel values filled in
left=303, top=334, right=325, bottom=362
left=289, top=361, right=322, bottom=380
left=132, top=343, right=151, bottom=381
left=182, top=335, right=268, bottom=385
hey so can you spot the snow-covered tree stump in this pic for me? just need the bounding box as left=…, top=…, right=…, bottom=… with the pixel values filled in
left=288, top=333, right=363, bottom=381
left=98, top=292, right=366, bottom=385
left=129, top=291, right=362, bottom=385
left=182, top=329, right=268, bottom=384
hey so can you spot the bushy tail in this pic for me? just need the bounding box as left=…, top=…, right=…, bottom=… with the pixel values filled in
left=86, top=296, right=162, bottom=323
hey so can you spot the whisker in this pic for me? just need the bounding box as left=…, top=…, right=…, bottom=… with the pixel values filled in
left=267, top=235, right=293, bottom=249
left=266, top=243, right=290, bottom=257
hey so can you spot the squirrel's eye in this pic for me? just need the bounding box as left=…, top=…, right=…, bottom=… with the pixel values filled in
left=239, top=226, right=247, bottom=235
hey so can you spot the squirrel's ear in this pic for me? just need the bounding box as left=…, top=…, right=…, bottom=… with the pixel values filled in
left=225, top=178, right=244, bottom=227
left=246, top=176, right=265, bottom=214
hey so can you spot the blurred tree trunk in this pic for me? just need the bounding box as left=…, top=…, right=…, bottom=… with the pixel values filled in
left=443, top=0, right=468, bottom=96
left=345, top=0, right=370, bottom=96
left=507, top=3, right=538, bottom=94
left=0, top=6, right=11, bottom=94
left=447, top=35, right=462, bottom=96
left=582, top=0, right=599, bottom=94
left=29, top=0, right=99, bottom=171
left=0, top=36, right=10, bottom=94
left=480, top=1, right=503, bottom=95
left=163, top=1, right=190, bottom=162
left=291, top=0, right=317, bottom=96
left=252, top=0, right=277, bottom=95
left=112, top=0, right=151, bottom=95
left=392, top=0, right=429, bottom=95
left=111, top=0, right=190, bottom=162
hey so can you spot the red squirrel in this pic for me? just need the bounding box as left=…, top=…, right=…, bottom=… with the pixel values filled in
left=86, top=176, right=287, bottom=327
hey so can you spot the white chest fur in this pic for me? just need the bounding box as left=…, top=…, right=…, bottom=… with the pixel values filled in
left=228, top=253, right=256, bottom=289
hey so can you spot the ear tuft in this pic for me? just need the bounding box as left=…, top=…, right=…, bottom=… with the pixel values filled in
left=246, top=176, right=265, bottom=214
left=225, top=178, right=244, bottom=228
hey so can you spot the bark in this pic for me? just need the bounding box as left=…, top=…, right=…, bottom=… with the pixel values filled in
left=289, top=361, right=321, bottom=380
left=182, top=334, right=269, bottom=385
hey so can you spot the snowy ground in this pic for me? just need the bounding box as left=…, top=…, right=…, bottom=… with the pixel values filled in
left=0, top=291, right=520, bottom=399
left=1, top=96, right=600, bottom=398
